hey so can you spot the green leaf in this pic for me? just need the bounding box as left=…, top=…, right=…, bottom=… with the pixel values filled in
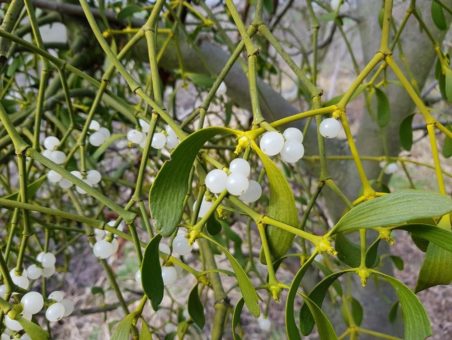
left=253, top=146, right=299, bottom=260
left=445, top=68, right=452, bottom=102
left=388, top=301, right=399, bottom=323
left=232, top=298, right=245, bottom=340
left=365, top=238, right=381, bottom=268
left=372, top=271, right=432, bottom=340
left=206, top=213, right=222, bottom=235
left=139, top=320, right=153, bottom=340
left=18, top=317, right=49, bottom=340
left=111, top=313, right=136, bottom=340
left=3, top=176, right=46, bottom=200
left=390, top=255, right=404, bottom=270
left=202, top=234, right=260, bottom=317
left=333, top=190, right=452, bottom=234
left=396, top=224, right=452, bottom=252
left=341, top=296, right=363, bottom=327
left=149, top=127, right=235, bottom=236
left=431, top=0, right=447, bottom=30
left=335, top=233, right=360, bottom=267
left=285, top=254, right=316, bottom=339
left=186, top=73, right=215, bottom=89
left=399, top=114, right=415, bottom=151
left=302, top=295, right=338, bottom=340
left=188, top=284, right=205, bottom=329
left=416, top=243, right=452, bottom=292
left=442, top=126, right=452, bottom=158
left=141, top=235, right=164, bottom=310
left=375, top=88, right=390, bottom=128
left=117, top=4, right=144, bottom=21
left=299, top=270, right=350, bottom=336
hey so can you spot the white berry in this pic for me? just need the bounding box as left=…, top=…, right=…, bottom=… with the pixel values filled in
left=151, top=132, right=166, bottom=149
left=193, top=199, right=213, bottom=218
left=61, top=299, right=74, bottom=317
left=205, top=169, right=228, bottom=194
left=159, top=242, right=170, bottom=255
left=86, top=170, right=101, bottom=185
left=9, top=270, right=29, bottom=289
left=239, top=180, right=262, bottom=203
left=47, top=170, right=62, bottom=184
left=94, top=229, right=106, bottom=241
left=93, top=240, right=116, bottom=259
left=43, top=136, right=60, bottom=150
left=161, top=267, right=177, bottom=285
left=98, top=127, right=111, bottom=139
left=283, top=127, right=303, bottom=143
left=50, top=150, right=66, bottom=164
left=21, top=291, right=44, bottom=315
left=42, top=265, right=56, bottom=278
left=280, top=140, right=304, bottom=163
left=172, top=235, right=192, bottom=257
left=229, top=158, right=251, bottom=177
left=89, top=120, right=100, bottom=131
left=41, top=149, right=53, bottom=160
left=258, top=315, right=272, bottom=332
left=40, top=252, right=56, bottom=268
left=259, top=131, right=285, bottom=156
left=384, top=163, right=398, bottom=175
left=127, top=129, right=145, bottom=144
left=27, top=265, right=42, bottom=280
left=139, top=119, right=150, bottom=133
left=45, top=303, right=65, bottom=322
left=58, top=179, right=72, bottom=189
left=48, top=291, right=65, bottom=302
left=89, top=131, right=106, bottom=147
left=319, top=118, right=341, bottom=138
left=4, top=316, right=22, bottom=331
left=226, top=173, right=249, bottom=196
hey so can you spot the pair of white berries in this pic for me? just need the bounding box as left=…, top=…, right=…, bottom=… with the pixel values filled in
left=88, top=120, right=111, bottom=147
left=48, top=168, right=102, bottom=192
left=127, top=121, right=179, bottom=150
left=259, top=127, right=305, bottom=163
left=205, top=158, right=262, bottom=202
left=92, top=222, right=120, bottom=259
left=45, top=291, right=74, bottom=322
left=41, top=136, right=66, bottom=165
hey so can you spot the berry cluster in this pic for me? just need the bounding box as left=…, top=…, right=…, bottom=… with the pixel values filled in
left=259, top=127, right=305, bottom=163
left=92, top=221, right=122, bottom=259
left=205, top=158, right=262, bottom=202
left=127, top=121, right=179, bottom=150
left=88, top=120, right=111, bottom=147
left=41, top=136, right=66, bottom=165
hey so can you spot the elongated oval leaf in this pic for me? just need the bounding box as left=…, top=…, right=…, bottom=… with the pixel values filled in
left=141, top=235, right=163, bottom=310
left=335, top=233, right=360, bottom=267
left=188, top=284, right=205, bottom=329
left=431, top=0, right=447, bottom=30
left=399, top=114, right=414, bottom=151
left=202, top=233, right=260, bottom=317
left=18, top=317, right=49, bottom=340
left=232, top=298, right=245, bottom=340
left=375, top=88, right=390, bottom=128
left=302, top=294, right=338, bottom=340
left=111, top=313, right=136, bottom=340
left=396, top=224, right=452, bottom=253
left=253, top=145, right=299, bottom=260
left=416, top=243, right=452, bottom=292
left=333, top=190, right=452, bottom=234
left=372, top=271, right=431, bottom=340
left=149, top=127, right=235, bottom=236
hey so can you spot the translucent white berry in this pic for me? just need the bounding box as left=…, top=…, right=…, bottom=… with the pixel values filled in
left=50, top=150, right=66, bottom=164
left=21, top=291, right=44, bottom=314
left=259, top=131, right=285, bottom=156
left=86, top=170, right=101, bottom=186
left=89, top=131, right=105, bottom=147
left=319, top=118, right=341, bottom=139
left=94, top=229, right=106, bottom=241
left=47, top=170, right=62, bottom=184
left=40, top=252, right=56, bottom=268
left=10, top=270, right=29, bottom=290
left=139, top=119, right=150, bottom=133
left=20, top=334, right=31, bottom=340
left=239, top=180, right=262, bottom=203
left=42, top=265, right=55, bottom=278
left=217, top=81, right=227, bottom=96
left=43, top=136, right=60, bottom=150
left=4, top=315, right=22, bottom=331
left=41, top=149, right=53, bottom=160
left=193, top=198, right=213, bottom=218
left=258, top=315, right=272, bottom=332
left=159, top=242, right=170, bottom=255
left=205, top=169, right=228, bottom=194
left=93, top=240, right=116, bottom=259
left=151, top=132, right=166, bottom=149
left=58, top=179, right=72, bottom=190
left=45, top=303, right=65, bottom=322
left=226, top=173, right=249, bottom=196
left=166, top=134, right=179, bottom=149
left=36, top=252, right=45, bottom=262
left=283, top=127, right=303, bottom=143
left=27, top=265, right=42, bottom=280
left=173, top=235, right=192, bottom=257
left=384, top=163, right=398, bottom=175
left=98, top=127, right=111, bottom=139
left=48, top=291, right=65, bottom=302
left=161, top=267, right=177, bottom=285
left=127, top=129, right=145, bottom=145
left=280, top=140, right=304, bottom=163
left=61, top=299, right=74, bottom=317
left=1, top=333, right=11, bottom=340
left=229, top=158, right=251, bottom=177
left=89, top=120, right=100, bottom=131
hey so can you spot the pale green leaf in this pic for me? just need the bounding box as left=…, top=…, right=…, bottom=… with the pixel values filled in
left=18, top=317, right=49, bottom=340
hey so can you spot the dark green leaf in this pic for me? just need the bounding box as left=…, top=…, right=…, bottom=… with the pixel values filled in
left=263, top=0, right=274, bottom=13
left=18, top=317, right=49, bottom=340
left=141, top=235, right=163, bottom=310
left=445, top=68, right=452, bottom=102
left=117, top=4, right=144, bottom=21
left=335, top=233, right=360, bottom=267
left=232, top=298, right=245, bottom=340
left=399, top=114, right=415, bottom=151
left=253, top=145, right=299, bottom=260
left=91, top=286, right=105, bottom=296
left=373, top=271, right=431, bottom=340
left=375, top=88, right=390, bottom=128
left=111, top=313, right=136, bottom=340
left=3, top=176, right=46, bottom=200
left=365, top=238, right=381, bottom=268
left=202, top=234, right=260, bottom=317
left=431, top=0, right=447, bottom=30
left=206, top=213, right=222, bottom=235
left=390, top=255, right=404, bottom=270
left=149, top=127, right=235, bottom=236
left=333, top=190, right=452, bottom=234
left=188, top=284, right=205, bottom=329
